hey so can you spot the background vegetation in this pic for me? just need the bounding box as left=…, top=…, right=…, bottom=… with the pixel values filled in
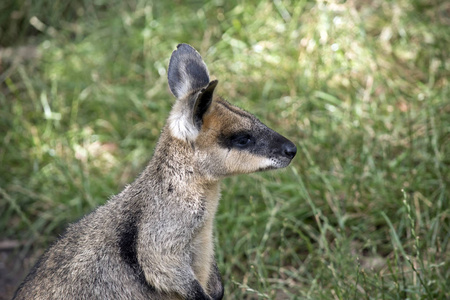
left=1, top=0, right=448, bottom=299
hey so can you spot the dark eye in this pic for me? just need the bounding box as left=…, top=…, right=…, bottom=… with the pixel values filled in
left=231, top=134, right=253, bottom=148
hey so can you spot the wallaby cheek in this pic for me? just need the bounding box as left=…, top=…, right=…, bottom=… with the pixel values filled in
left=195, top=149, right=228, bottom=178
left=225, top=151, right=272, bottom=175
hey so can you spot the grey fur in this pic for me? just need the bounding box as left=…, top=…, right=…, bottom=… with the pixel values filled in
left=168, top=44, right=210, bottom=99
left=13, top=44, right=296, bottom=300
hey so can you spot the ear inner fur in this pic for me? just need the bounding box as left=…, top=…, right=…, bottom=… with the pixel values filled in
left=193, top=80, right=218, bottom=130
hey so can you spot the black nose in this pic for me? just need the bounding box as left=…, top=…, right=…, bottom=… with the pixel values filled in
left=282, top=141, right=297, bottom=159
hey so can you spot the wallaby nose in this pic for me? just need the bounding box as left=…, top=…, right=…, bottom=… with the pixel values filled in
left=283, top=141, right=297, bottom=159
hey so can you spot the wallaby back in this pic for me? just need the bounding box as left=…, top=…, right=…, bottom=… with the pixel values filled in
left=13, top=44, right=296, bottom=300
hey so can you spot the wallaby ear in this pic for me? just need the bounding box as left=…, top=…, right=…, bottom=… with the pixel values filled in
left=168, top=44, right=210, bottom=99
left=192, top=79, right=218, bottom=130
left=167, top=44, right=216, bottom=142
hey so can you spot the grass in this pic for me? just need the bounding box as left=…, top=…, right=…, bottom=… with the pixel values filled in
left=1, top=0, right=449, bottom=298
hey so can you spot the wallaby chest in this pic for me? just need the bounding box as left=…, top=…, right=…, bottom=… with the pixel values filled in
left=190, top=182, right=221, bottom=288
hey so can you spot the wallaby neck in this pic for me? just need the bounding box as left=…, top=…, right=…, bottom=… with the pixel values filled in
left=133, top=127, right=220, bottom=199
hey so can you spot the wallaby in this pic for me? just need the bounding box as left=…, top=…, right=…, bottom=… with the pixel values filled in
left=13, top=44, right=297, bottom=300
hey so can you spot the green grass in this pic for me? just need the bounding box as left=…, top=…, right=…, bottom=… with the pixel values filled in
left=1, top=0, right=449, bottom=298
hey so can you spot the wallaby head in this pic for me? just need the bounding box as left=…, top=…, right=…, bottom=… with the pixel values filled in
left=166, top=44, right=296, bottom=180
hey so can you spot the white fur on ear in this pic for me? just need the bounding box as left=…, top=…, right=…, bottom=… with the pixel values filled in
left=171, top=64, right=197, bottom=100
left=167, top=100, right=199, bottom=142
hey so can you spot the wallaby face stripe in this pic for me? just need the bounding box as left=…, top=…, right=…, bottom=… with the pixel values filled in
left=13, top=44, right=295, bottom=300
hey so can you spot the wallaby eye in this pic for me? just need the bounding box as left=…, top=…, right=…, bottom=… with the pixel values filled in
left=231, top=134, right=253, bottom=148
